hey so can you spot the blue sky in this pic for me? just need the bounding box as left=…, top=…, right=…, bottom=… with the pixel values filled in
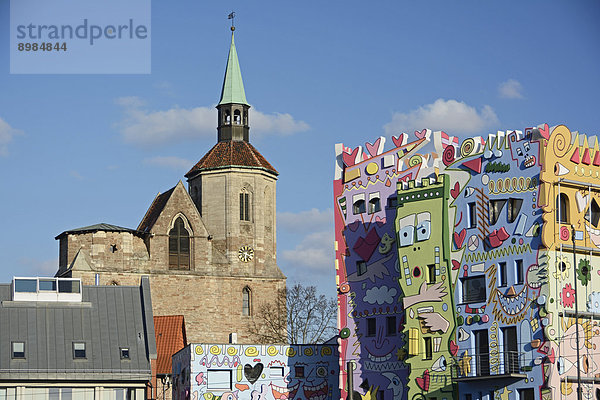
left=0, top=1, right=599, bottom=296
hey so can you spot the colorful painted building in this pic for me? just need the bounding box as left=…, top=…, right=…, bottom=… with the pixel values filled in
left=171, top=343, right=339, bottom=400
left=334, top=124, right=600, bottom=400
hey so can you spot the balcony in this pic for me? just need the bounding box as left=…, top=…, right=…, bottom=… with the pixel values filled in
left=451, top=351, right=527, bottom=382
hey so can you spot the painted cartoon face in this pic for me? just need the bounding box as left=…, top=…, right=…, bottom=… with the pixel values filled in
left=397, top=212, right=431, bottom=247
left=513, top=139, right=536, bottom=169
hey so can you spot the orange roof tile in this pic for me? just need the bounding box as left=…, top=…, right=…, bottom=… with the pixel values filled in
left=185, top=140, right=278, bottom=178
left=154, top=315, right=187, bottom=375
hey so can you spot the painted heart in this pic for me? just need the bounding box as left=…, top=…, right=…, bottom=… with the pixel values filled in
left=392, top=133, right=407, bottom=148
left=449, top=340, right=458, bottom=356
left=347, top=220, right=360, bottom=232
left=365, top=137, right=384, bottom=157
left=539, top=123, right=550, bottom=139
left=415, top=129, right=427, bottom=139
left=342, top=147, right=362, bottom=167
left=452, top=260, right=461, bottom=270
left=450, top=182, right=460, bottom=199
left=375, top=215, right=386, bottom=226
left=415, top=369, right=430, bottom=392
left=244, top=363, right=264, bottom=384
left=453, top=229, right=466, bottom=249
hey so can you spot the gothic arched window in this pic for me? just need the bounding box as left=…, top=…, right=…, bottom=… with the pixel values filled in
left=556, top=193, right=569, bottom=223
left=169, top=217, right=190, bottom=270
left=242, top=287, right=251, bottom=316
left=240, top=189, right=251, bottom=221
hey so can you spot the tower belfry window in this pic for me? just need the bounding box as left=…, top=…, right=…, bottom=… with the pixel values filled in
left=169, top=217, right=190, bottom=270
left=234, top=109, right=241, bottom=124
left=240, top=190, right=250, bottom=221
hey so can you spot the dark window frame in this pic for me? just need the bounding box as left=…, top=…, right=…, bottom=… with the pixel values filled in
left=73, top=342, right=86, bottom=359
left=366, top=317, right=376, bottom=337
left=386, top=316, right=396, bottom=337
left=11, top=341, right=25, bottom=359
left=169, top=217, right=190, bottom=270
left=461, top=275, right=487, bottom=303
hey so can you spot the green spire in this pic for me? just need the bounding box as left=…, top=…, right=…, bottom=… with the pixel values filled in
left=218, top=31, right=249, bottom=106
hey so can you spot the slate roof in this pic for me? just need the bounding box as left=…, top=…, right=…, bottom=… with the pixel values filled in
left=137, top=187, right=176, bottom=233
left=55, top=223, right=141, bottom=239
left=154, top=315, right=187, bottom=375
left=185, top=140, right=278, bottom=178
left=0, top=277, right=156, bottom=382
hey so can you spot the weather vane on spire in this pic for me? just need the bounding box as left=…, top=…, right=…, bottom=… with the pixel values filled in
left=228, top=11, right=236, bottom=31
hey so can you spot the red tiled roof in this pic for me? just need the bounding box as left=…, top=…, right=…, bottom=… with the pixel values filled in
left=137, top=187, right=175, bottom=233
left=154, top=315, right=187, bottom=375
left=185, top=140, right=278, bottom=178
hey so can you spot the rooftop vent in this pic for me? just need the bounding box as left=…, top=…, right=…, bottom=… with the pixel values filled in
left=12, top=277, right=82, bottom=302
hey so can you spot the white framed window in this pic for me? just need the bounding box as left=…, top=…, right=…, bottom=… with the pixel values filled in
left=208, top=370, right=232, bottom=390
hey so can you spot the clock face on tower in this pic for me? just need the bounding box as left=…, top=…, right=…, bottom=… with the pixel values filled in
left=238, top=245, right=254, bottom=262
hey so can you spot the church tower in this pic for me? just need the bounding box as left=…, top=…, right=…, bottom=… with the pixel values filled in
left=55, top=24, right=286, bottom=344
left=185, top=26, right=281, bottom=280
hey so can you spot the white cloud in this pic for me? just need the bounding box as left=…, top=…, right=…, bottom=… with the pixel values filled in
left=0, top=117, right=22, bottom=156
left=363, top=286, right=397, bottom=305
left=383, top=98, right=499, bottom=135
left=278, top=208, right=333, bottom=234
left=498, top=79, right=524, bottom=99
left=143, top=156, right=194, bottom=170
left=280, top=230, right=334, bottom=276
left=18, top=258, right=59, bottom=277
left=115, top=96, right=309, bottom=147
left=70, top=170, right=84, bottom=180
left=251, top=111, right=310, bottom=138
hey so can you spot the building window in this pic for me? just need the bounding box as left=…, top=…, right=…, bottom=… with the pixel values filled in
left=295, top=365, right=305, bottom=378
left=489, top=199, right=507, bottom=225
left=240, top=191, right=250, bottom=221
left=386, top=316, right=396, bottom=336
left=368, top=193, right=381, bottom=214
left=242, top=287, right=251, bottom=316
left=427, top=264, right=436, bottom=284
left=234, top=109, right=241, bottom=124
left=367, top=318, right=376, bottom=337
left=556, top=193, right=569, bottom=223
left=499, top=262, right=507, bottom=287
left=462, top=275, right=486, bottom=303
left=515, top=259, right=524, bottom=284
left=353, top=199, right=366, bottom=214
left=120, top=347, right=130, bottom=359
left=169, top=217, right=190, bottom=270
left=423, top=337, right=433, bottom=360
left=518, top=389, right=534, bottom=400
left=11, top=342, right=25, bottom=359
left=387, top=197, right=397, bottom=208
left=507, top=198, right=523, bottom=223
left=270, top=367, right=284, bottom=377
left=357, top=260, right=367, bottom=276
left=208, top=370, right=232, bottom=390
left=587, top=198, right=600, bottom=227
left=73, top=342, right=86, bottom=359
left=467, top=202, right=477, bottom=228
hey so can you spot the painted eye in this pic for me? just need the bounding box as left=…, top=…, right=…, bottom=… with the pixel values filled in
left=416, top=221, right=430, bottom=242
left=316, top=366, right=327, bottom=377
left=399, top=226, right=415, bottom=247
left=464, top=187, right=475, bottom=198
left=516, top=148, right=523, bottom=156
left=227, top=395, right=233, bottom=400
left=431, top=355, right=447, bottom=372
left=397, top=215, right=415, bottom=247
left=557, top=356, right=573, bottom=375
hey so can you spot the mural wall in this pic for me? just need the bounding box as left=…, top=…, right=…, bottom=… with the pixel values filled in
left=172, top=344, right=339, bottom=400
left=334, top=124, right=600, bottom=400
